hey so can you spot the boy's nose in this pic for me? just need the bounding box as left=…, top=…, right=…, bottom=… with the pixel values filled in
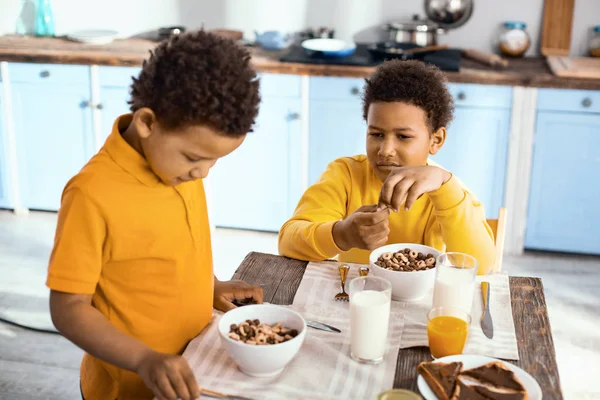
left=379, top=139, right=396, bottom=157
left=190, top=168, right=206, bottom=180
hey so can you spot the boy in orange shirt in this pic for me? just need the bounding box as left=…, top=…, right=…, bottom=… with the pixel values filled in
left=47, top=31, right=263, bottom=400
left=279, top=60, right=496, bottom=274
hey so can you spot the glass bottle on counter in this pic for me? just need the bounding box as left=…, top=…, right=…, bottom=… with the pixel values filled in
left=590, top=26, right=600, bottom=57
left=35, top=0, right=55, bottom=37
left=498, top=21, right=530, bottom=57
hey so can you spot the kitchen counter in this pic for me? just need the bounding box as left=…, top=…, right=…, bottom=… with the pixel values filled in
left=0, top=35, right=599, bottom=90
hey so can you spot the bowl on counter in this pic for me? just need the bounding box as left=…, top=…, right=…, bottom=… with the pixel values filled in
left=218, top=304, right=307, bottom=377
left=301, top=38, right=356, bottom=57
left=369, top=243, right=441, bottom=302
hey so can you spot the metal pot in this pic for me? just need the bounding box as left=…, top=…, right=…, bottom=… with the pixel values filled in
left=384, top=14, right=444, bottom=47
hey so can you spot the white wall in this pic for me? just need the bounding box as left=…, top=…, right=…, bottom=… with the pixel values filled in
left=0, top=0, right=598, bottom=56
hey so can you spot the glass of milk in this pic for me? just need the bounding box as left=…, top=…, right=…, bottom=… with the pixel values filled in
left=349, top=276, right=392, bottom=364
left=432, top=253, right=478, bottom=314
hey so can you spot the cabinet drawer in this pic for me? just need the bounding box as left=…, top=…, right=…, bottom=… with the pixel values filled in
left=8, top=63, right=90, bottom=85
left=537, top=88, right=600, bottom=114
left=98, top=66, right=141, bottom=87
left=448, top=83, right=512, bottom=109
left=259, top=73, right=301, bottom=98
left=309, top=76, right=364, bottom=101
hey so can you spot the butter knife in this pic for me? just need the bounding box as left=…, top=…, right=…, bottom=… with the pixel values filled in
left=481, top=281, right=494, bottom=339
left=306, top=320, right=341, bottom=333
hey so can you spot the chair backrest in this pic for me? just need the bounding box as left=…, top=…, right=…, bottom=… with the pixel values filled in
left=486, top=207, right=507, bottom=273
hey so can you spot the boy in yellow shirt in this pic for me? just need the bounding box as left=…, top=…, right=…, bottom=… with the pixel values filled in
left=279, top=60, right=496, bottom=274
left=47, top=31, right=263, bottom=400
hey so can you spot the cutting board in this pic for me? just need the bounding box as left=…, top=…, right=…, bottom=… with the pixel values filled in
left=540, top=0, right=575, bottom=56
left=547, top=56, right=600, bottom=79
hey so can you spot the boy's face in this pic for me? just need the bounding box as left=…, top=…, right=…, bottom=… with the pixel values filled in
left=366, top=102, right=446, bottom=182
left=133, top=110, right=245, bottom=186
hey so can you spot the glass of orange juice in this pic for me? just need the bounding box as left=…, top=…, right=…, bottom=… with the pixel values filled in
left=427, top=307, right=471, bottom=359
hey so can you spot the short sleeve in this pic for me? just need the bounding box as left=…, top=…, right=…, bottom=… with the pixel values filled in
left=46, top=187, right=106, bottom=294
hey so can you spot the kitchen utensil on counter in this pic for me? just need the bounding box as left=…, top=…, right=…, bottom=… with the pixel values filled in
left=66, top=30, right=119, bottom=45
left=480, top=282, right=494, bottom=339
left=589, top=26, right=600, bottom=57
left=300, top=27, right=335, bottom=39
left=384, top=15, right=444, bottom=47
left=424, top=0, right=474, bottom=30
left=498, top=22, right=530, bottom=58
left=335, top=264, right=350, bottom=301
left=158, top=26, right=185, bottom=41
left=255, top=31, right=293, bottom=50
left=306, top=320, right=341, bottom=333
left=463, top=48, right=509, bottom=68
left=367, top=43, right=449, bottom=61
left=301, top=38, right=356, bottom=58
left=547, top=56, right=600, bottom=79
left=541, top=0, right=575, bottom=56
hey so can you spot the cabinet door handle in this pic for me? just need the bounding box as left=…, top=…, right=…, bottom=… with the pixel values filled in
left=40, top=70, right=50, bottom=78
left=288, top=112, right=300, bottom=121
left=96, top=103, right=104, bottom=110
left=582, top=97, right=592, bottom=108
left=350, top=87, right=360, bottom=96
left=80, top=100, right=91, bottom=109
left=457, top=92, right=466, bottom=101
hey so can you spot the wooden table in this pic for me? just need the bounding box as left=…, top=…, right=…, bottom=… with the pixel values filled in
left=233, top=252, right=564, bottom=400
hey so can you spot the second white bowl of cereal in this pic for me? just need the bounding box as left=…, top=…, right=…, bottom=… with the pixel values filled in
left=369, top=243, right=441, bottom=302
left=218, top=303, right=307, bottom=377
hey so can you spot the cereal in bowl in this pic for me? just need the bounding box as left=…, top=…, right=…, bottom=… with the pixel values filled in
left=228, top=319, right=298, bottom=345
left=375, top=248, right=436, bottom=271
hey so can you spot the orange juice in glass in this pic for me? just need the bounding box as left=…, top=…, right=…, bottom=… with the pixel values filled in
left=427, top=307, right=471, bottom=359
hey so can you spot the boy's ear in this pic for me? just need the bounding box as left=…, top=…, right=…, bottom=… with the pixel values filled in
left=132, top=108, right=157, bottom=139
left=429, top=127, right=446, bottom=155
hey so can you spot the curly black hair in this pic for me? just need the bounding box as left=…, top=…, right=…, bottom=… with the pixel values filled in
left=130, top=30, right=260, bottom=137
left=362, top=60, right=454, bottom=132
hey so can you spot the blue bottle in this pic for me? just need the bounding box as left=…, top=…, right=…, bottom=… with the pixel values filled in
left=35, top=0, right=55, bottom=37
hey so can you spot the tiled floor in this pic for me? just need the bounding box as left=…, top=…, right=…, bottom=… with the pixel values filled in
left=0, top=210, right=598, bottom=399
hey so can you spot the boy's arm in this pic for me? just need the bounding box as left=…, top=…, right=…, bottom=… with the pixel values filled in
left=278, top=160, right=351, bottom=262
left=425, top=176, right=496, bottom=275
left=50, top=291, right=199, bottom=399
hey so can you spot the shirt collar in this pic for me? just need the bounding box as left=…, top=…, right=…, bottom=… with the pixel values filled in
left=103, top=114, right=161, bottom=187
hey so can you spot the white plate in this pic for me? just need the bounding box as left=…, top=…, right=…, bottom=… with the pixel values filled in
left=66, top=30, right=119, bottom=45
left=417, top=354, right=542, bottom=400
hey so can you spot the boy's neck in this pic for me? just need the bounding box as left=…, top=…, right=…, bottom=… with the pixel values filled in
left=120, top=116, right=144, bottom=157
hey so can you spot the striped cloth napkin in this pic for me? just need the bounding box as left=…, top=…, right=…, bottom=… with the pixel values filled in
left=181, top=261, right=518, bottom=400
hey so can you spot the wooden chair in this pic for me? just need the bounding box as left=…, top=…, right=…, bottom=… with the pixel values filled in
left=486, top=207, right=507, bottom=273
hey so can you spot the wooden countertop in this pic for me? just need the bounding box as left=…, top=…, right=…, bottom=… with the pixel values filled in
left=232, top=252, right=564, bottom=399
left=0, top=35, right=598, bottom=90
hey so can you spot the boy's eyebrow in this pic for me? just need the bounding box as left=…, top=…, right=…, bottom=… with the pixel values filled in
left=367, top=125, right=414, bottom=132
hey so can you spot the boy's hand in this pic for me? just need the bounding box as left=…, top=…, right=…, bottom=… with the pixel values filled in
left=332, top=205, right=391, bottom=251
left=378, top=166, right=451, bottom=212
left=214, top=280, right=264, bottom=312
left=136, top=350, right=199, bottom=400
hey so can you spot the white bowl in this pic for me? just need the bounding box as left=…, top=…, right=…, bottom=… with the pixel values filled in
left=218, top=304, right=306, bottom=377
left=369, top=243, right=441, bottom=302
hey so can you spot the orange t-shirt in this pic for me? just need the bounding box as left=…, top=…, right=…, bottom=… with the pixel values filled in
left=46, top=114, right=214, bottom=399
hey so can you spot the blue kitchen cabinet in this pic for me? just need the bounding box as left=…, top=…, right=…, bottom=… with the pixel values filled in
left=209, top=74, right=303, bottom=232
left=0, top=81, right=11, bottom=209
left=431, top=84, right=512, bottom=219
left=308, top=76, right=366, bottom=184
left=98, top=66, right=141, bottom=142
left=525, top=89, right=600, bottom=254
left=9, top=63, right=94, bottom=211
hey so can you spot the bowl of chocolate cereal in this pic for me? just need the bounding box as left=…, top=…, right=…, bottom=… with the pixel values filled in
left=218, top=304, right=307, bottom=377
left=369, top=243, right=441, bottom=302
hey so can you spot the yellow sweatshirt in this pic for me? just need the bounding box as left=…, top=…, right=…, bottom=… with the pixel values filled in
left=278, top=155, right=496, bottom=275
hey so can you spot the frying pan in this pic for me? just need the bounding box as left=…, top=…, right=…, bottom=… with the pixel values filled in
left=367, top=43, right=449, bottom=61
